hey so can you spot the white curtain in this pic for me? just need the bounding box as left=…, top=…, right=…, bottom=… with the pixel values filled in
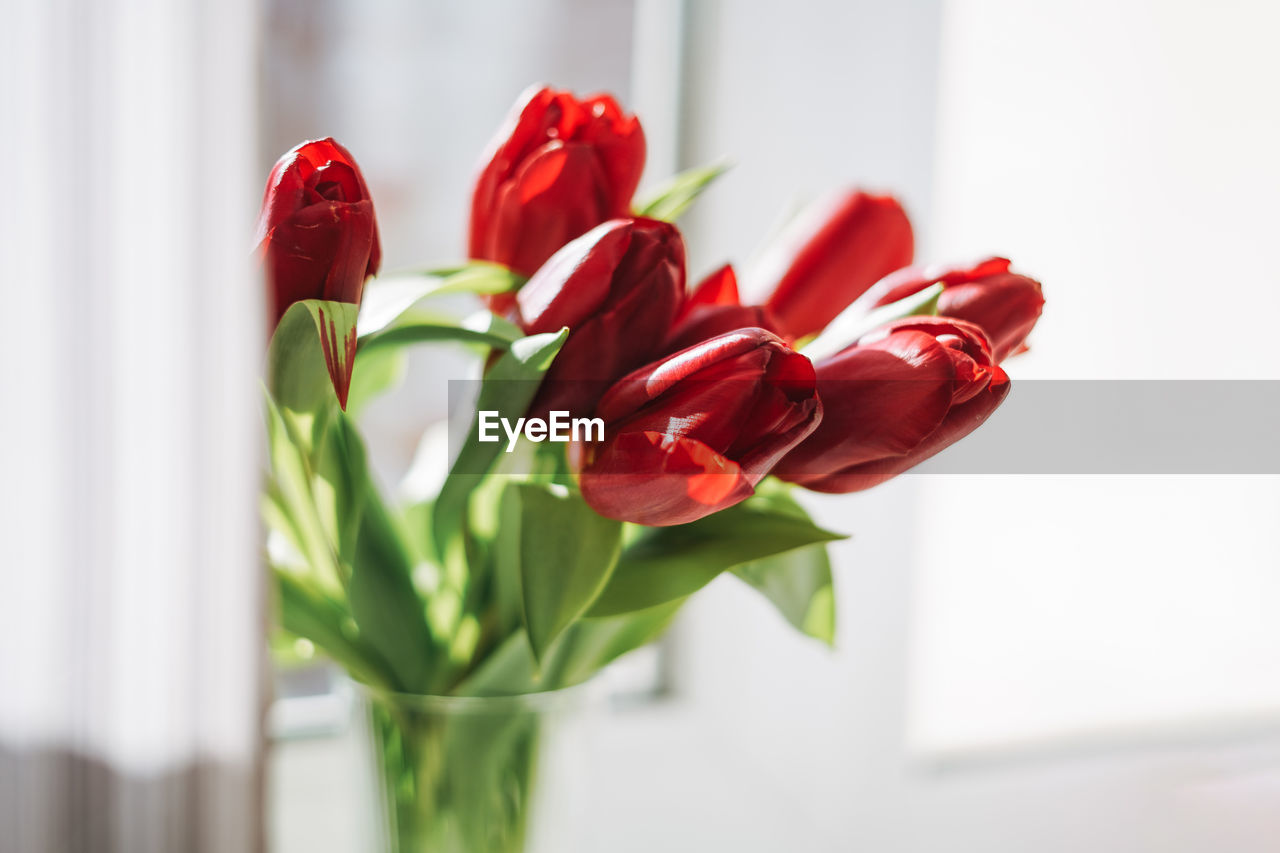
left=1, top=1, right=264, bottom=851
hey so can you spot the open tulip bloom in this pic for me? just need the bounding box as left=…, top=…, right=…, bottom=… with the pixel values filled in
left=260, top=85, right=1043, bottom=767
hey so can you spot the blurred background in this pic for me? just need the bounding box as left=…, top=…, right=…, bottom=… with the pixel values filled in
left=5, top=0, right=1280, bottom=851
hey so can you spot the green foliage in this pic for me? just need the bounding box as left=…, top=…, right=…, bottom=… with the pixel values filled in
left=320, top=414, right=438, bottom=693
left=274, top=569, right=396, bottom=690
left=263, top=393, right=341, bottom=586
left=356, top=263, right=525, bottom=338
left=497, top=482, right=623, bottom=663
left=268, top=299, right=360, bottom=414
left=344, top=343, right=406, bottom=417
left=634, top=161, right=731, bottom=222
left=430, top=330, right=568, bottom=566
left=734, top=546, right=836, bottom=645
left=729, top=483, right=837, bottom=644
left=802, top=282, right=944, bottom=363
left=454, top=599, right=683, bottom=697
left=360, top=321, right=515, bottom=355
left=588, top=491, right=845, bottom=617
left=263, top=265, right=847, bottom=708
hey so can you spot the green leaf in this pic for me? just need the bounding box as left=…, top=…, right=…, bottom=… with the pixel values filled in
left=344, top=344, right=407, bottom=416
left=728, top=482, right=837, bottom=644
left=431, top=330, right=569, bottom=566
left=325, top=413, right=437, bottom=693
left=262, top=393, right=342, bottom=588
left=356, top=264, right=526, bottom=338
left=802, top=282, right=944, bottom=363
left=497, top=483, right=623, bottom=663
left=273, top=569, right=397, bottom=690
left=543, top=600, right=683, bottom=689
left=350, top=310, right=520, bottom=413
left=399, top=498, right=436, bottom=567
left=310, top=411, right=373, bottom=569
left=268, top=299, right=360, bottom=412
left=359, top=322, right=513, bottom=354
left=588, top=494, right=846, bottom=617
left=453, top=598, right=683, bottom=697
left=422, top=262, right=526, bottom=296
left=459, top=309, right=524, bottom=345
left=720, top=479, right=837, bottom=643
left=634, top=161, right=731, bottom=222
left=734, top=546, right=836, bottom=645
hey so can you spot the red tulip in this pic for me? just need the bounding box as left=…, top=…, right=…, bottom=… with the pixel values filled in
left=774, top=317, right=1008, bottom=493
left=256, top=138, right=381, bottom=409
left=518, top=218, right=685, bottom=417
left=757, top=190, right=914, bottom=340
left=469, top=86, right=646, bottom=299
left=578, top=328, right=822, bottom=526
left=257, top=138, right=381, bottom=327
left=664, top=265, right=786, bottom=354
left=867, top=257, right=1044, bottom=362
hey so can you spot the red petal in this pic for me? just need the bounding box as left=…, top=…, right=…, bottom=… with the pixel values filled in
left=760, top=190, right=914, bottom=339
left=867, top=256, right=1012, bottom=307
left=773, top=330, right=957, bottom=478
left=799, top=370, right=1010, bottom=493
left=595, top=328, right=785, bottom=422
left=469, top=87, right=645, bottom=274
left=486, top=142, right=613, bottom=276
left=683, top=265, right=740, bottom=313
left=580, top=432, right=755, bottom=526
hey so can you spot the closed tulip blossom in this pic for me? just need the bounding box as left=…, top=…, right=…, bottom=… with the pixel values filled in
left=774, top=317, right=1008, bottom=493
left=578, top=328, right=823, bottom=526
left=866, top=257, right=1044, bottom=362
left=663, top=264, right=787, bottom=354
left=518, top=217, right=685, bottom=417
left=469, top=85, right=646, bottom=294
left=754, top=189, right=914, bottom=340
left=256, top=138, right=381, bottom=409
left=257, top=138, right=382, bottom=328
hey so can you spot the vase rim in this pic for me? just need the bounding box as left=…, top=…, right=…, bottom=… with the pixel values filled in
left=350, top=676, right=597, bottom=714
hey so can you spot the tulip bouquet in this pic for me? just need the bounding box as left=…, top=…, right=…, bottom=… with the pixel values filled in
left=260, top=86, right=1043, bottom=852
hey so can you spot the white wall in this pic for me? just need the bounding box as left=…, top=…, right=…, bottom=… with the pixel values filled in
left=931, top=0, right=1280, bottom=382
left=611, top=1, right=1280, bottom=850
left=677, top=0, right=943, bottom=279
left=912, top=0, right=1280, bottom=755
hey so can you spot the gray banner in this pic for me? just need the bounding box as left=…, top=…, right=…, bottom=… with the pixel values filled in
left=445, top=380, right=1280, bottom=475
left=920, top=380, right=1280, bottom=475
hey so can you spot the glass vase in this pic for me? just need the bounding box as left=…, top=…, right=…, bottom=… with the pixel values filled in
left=358, top=682, right=597, bottom=853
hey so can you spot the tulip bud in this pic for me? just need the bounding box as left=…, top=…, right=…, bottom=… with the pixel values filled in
left=518, top=218, right=685, bottom=417
left=868, top=257, right=1044, bottom=362
left=664, top=265, right=787, bottom=354
left=469, top=86, right=646, bottom=298
left=578, top=328, right=823, bottom=526
left=256, top=138, right=382, bottom=329
left=754, top=190, right=914, bottom=340
left=774, top=317, right=1008, bottom=493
